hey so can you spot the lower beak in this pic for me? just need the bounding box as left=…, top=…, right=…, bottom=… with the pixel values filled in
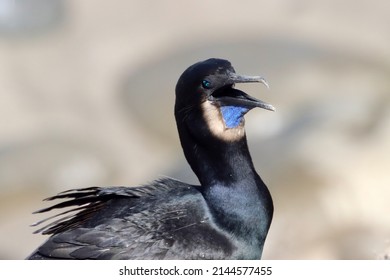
left=213, top=87, right=275, bottom=112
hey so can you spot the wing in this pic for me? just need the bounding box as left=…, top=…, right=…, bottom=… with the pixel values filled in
left=28, top=178, right=235, bottom=259
left=30, top=178, right=182, bottom=235
left=32, top=208, right=191, bottom=259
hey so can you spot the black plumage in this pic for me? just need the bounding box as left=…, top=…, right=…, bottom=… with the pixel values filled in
left=27, top=58, right=274, bottom=260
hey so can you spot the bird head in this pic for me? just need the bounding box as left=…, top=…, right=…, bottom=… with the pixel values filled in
left=175, top=58, right=274, bottom=143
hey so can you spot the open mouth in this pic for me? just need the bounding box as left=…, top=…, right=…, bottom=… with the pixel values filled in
left=209, top=82, right=275, bottom=112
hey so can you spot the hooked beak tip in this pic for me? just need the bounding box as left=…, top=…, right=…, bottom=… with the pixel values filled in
left=259, top=77, right=270, bottom=90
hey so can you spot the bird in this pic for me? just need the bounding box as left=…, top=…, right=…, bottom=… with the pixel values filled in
left=27, top=58, right=275, bottom=260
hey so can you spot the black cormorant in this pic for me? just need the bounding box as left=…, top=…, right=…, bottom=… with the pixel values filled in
left=27, top=58, right=275, bottom=260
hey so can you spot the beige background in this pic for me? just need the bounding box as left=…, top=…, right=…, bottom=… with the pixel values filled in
left=0, top=0, right=389, bottom=259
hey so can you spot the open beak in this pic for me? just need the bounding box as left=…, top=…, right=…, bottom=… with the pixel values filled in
left=210, top=73, right=275, bottom=112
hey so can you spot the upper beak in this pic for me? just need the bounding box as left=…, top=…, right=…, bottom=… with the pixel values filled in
left=228, top=73, right=270, bottom=89
left=210, top=73, right=275, bottom=112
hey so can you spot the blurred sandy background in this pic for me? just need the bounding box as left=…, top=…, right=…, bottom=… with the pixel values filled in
left=1, top=0, right=390, bottom=259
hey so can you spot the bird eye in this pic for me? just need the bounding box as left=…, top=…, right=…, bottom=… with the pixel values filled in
left=201, top=80, right=211, bottom=89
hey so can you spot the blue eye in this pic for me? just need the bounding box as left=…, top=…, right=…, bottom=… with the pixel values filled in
left=202, top=80, right=211, bottom=89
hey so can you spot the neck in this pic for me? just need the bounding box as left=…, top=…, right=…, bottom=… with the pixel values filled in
left=190, top=135, right=256, bottom=186
left=176, top=121, right=273, bottom=253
